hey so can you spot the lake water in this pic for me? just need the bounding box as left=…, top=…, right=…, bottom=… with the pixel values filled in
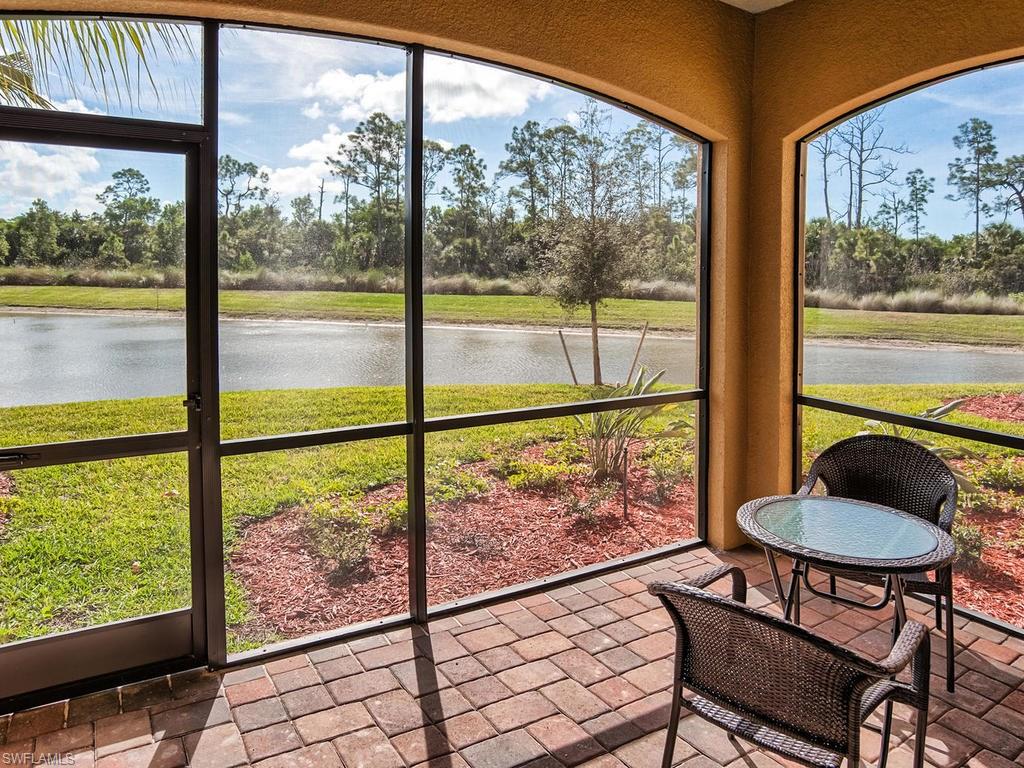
left=1, top=311, right=1021, bottom=407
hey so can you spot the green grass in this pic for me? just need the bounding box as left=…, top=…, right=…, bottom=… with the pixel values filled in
left=2, top=381, right=1020, bottom=649
left=0, top=384, right=685, bottom=649
left=803, top=383, right=1024, bottom=460
left=3, top=285, right=1023, bottom=345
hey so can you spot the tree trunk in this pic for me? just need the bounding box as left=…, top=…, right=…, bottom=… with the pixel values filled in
left=590, top=299, right=602, bottom=386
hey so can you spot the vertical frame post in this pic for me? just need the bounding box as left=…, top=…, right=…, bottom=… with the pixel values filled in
left=199, top=21, right=227, bottom=665
left=695, top=141, right=712, bottom=542
left=791, top=141, right=808, bottom=491
left=405, top=45, right=428, bottom=622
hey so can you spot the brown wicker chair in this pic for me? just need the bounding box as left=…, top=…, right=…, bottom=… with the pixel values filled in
left=650, top=565, right=931, bottom=768
left=798, top=434, right=958, bottom=691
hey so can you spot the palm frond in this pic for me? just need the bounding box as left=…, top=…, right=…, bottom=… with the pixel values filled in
left=0, top=17, right=195, bottom=110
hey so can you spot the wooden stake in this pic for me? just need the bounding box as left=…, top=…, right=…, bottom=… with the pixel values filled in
left=626, top=320, right=649, bottom=384
left=558, top=329, right=579, bottom=385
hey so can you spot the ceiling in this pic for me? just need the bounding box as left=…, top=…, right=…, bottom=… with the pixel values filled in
left=717, top=0, right=795, bottom=12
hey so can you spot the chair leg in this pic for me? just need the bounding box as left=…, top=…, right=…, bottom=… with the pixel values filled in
left=912, top=705, right=928, bottom=768
left=945, top=582, right=955, bottom=693
left=934, top=593, right=943, bottom=631
left=877, top=701, right=894, bottom=768
left=662, top=681, right=683, bottom=768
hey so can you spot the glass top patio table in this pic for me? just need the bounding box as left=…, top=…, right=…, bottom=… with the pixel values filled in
left=737, top=495, right=955, bottom=574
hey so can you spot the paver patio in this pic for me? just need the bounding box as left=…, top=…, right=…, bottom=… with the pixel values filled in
left=2, top=545, right=1022, bottom=768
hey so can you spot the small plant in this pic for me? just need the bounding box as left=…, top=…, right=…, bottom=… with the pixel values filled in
left=969, top=456, right=1024, bottom=492
left=858, top=398, right=979, bottom=493
left=952, top=521, right=988, bottom=572
left=574, top=367, right=691, bottom=481
left=366, top=497, right=409, bottom=534
left=305, top=497, right=371, bottom=573
left=426, top=460, right=489, bottom=503
left=562, top=481, right=618, bottom=523
left=544, top=440, right=586, bottom=464
left=506, top=461, right=569, bottom=492
left=640, top=438, right=693, bottom=503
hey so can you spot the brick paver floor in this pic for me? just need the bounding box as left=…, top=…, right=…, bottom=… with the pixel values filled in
left=3, top=545, right=1023, bottom=767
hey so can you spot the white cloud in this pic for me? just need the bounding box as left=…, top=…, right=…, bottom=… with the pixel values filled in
left=66, top=181, right=109, bottom=216
left=52, top=98, right=102, bottom=115
left=428, top=137, right=454, bottom=151
left=303, top=102, right=324, bottom=120
left=304, top=57, right=551, bottom=125
left=916, top=84, right=1024, bottom=117
left=303, top=69, right=405, bottom=121
left=287, top=124, right=351, bottom=163
left=262, top=162, right=342, bottom=200
left=219, top=110, right=252, bottom=125
left=565, top=110, right=580, bottom=125
left=0, top=143, right=101, bottom=216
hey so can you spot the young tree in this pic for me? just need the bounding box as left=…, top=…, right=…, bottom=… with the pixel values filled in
left=619, top=124, right=654, bottom=215
left=326, top=145, right=359, bottom=241
left=947, top=117, right=997, bottom=255
left=545, top=104, right=636, bottom=386
left=875, top=186, right=909, bottom=238
left=217, top=155, right=269, bottom=217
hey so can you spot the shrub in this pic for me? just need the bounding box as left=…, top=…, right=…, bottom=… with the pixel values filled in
left=543, top=440, right=586, bottom=464
left=970, top=457, right=1024, bottom=492
left=574, top=368, right=691, bottom=480
left=366, top=497, right=409, bottom=534
left=952, top=521, right=988, bottom=572
left=305, top=498, right=371, bottom=573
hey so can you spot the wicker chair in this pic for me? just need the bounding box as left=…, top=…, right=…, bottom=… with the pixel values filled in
left=799, top=434, right=958, bottom=691
left=650, top=565, right=931, bottom=768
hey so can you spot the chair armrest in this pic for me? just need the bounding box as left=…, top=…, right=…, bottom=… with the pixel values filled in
left=938, top=492, right=957, bottom=533
left=875, top=620, right=930, bottom=677
left=649, top=564, right=747, bottom=604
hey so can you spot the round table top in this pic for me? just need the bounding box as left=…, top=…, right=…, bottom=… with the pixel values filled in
left=737, top=495, right=956, bottom=573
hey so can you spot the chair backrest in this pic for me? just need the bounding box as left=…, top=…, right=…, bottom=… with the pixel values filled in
left=808, top=434, right=956, bottom=528
left=653, top=582, right=877, bottom=755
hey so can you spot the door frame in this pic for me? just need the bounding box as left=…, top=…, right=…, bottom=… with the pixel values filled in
left=0, top=31, right=220, bottom=703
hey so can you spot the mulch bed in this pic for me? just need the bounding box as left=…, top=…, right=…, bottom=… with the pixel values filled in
left=228, top=446, right=695, bottom=639
left=956, top=393, right=1024, bottom=423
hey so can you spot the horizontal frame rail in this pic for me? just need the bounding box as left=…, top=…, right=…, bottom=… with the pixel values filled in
left=217, top=390, right=705, bottom=456
left=423, top=390, right=704, bottom=433
left=0, top=106, right=207, bottom=147
left=0, top=431, right=190, bottom=470
left=798, top=395, right=1024, bottom=451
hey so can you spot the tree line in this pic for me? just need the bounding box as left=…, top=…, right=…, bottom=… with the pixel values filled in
left=808, top=112, right=1024, bottom=298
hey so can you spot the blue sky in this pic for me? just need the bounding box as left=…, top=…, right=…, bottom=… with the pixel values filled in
left=0, top=22, right=681, bottom=221
left=806, top=59, right=1024, bottom=238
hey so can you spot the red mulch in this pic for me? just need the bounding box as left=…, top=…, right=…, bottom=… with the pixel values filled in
left=957, top=393, right=1024, bottom=423
left=228, top=448, right=695, bottom=639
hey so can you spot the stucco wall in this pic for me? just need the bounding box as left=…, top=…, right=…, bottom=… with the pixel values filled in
left=3, top=0, right=755, bottom=547
left=746, top=0, right=1024, bottom=520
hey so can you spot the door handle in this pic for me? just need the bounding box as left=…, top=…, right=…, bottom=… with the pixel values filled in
left=183, top=394, right=202, bottom=413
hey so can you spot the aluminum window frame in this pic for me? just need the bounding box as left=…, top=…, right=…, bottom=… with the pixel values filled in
left=0, top=13, right=712, bottom=708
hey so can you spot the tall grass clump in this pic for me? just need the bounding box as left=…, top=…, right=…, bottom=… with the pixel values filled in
left=806, top=287, right=1024, bottom=315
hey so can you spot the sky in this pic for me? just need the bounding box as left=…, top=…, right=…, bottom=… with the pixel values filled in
left=0, top=21, right=676, bottom=221
left=805, top=58, right=1024, bottom=238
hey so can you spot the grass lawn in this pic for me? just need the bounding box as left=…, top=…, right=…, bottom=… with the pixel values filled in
left=1, top=382, right=1020, bottom=648
left=3, top=285, right=1024, bottom=346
